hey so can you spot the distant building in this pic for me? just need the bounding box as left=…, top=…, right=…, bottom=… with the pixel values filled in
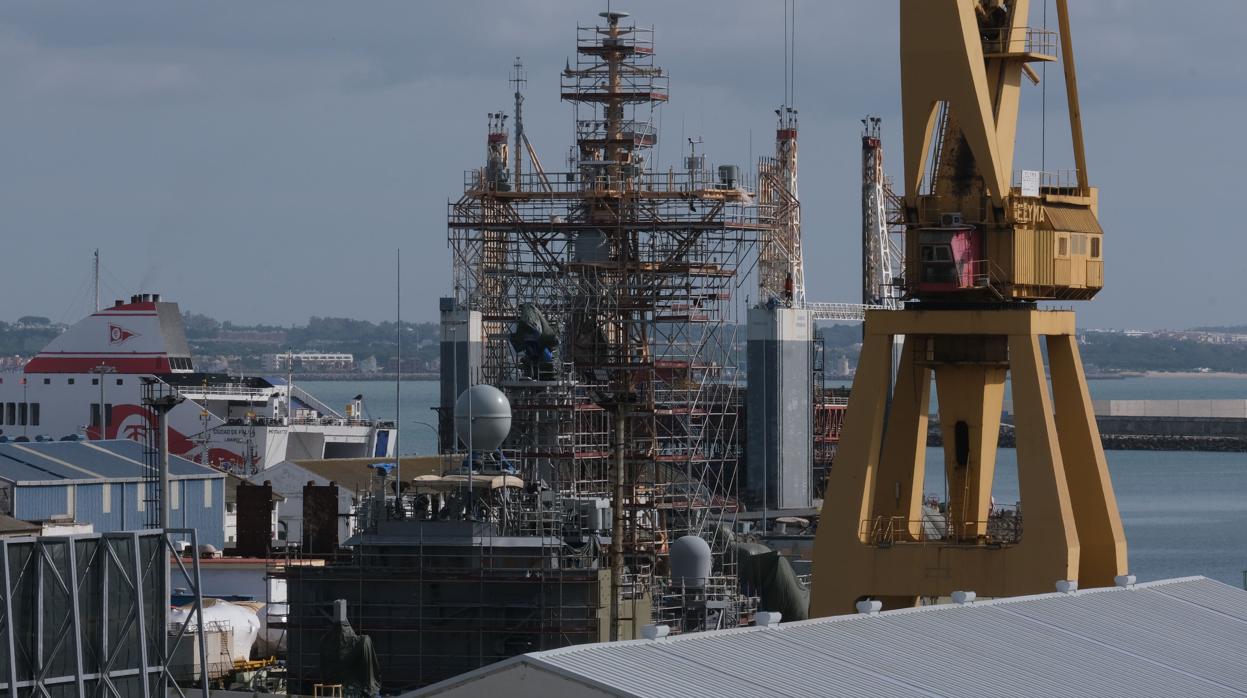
left=0, top=513, right=82, bottom=538
left=386, top=356, right=432, bottom=373
left=262, top=352, right=355, bottom=373
left=0, top=439, right=226, bottom=548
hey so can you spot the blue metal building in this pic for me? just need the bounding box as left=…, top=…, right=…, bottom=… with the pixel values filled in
left=0, top=439, right=225, bottom=548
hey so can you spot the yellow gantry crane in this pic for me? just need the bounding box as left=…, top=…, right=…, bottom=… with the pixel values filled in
left=811, top=0, right=1127, bottom=614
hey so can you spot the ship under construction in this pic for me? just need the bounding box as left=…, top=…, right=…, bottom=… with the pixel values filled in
left=278, top=6, right=852, bottom=693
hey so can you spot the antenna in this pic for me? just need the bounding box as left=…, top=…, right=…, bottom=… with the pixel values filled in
left=395, top=247, right=402, bottom=513
left=93, top=249, right=100, bottom=312
left=512, top=57, right=527, bottom=188
left=782, top=0, right=797, bottom=110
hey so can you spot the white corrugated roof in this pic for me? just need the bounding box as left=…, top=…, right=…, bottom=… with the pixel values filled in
left=410, top=576, right=1247, bottom=698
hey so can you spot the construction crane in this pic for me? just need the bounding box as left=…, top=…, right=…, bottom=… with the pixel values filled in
left=812, top=0, right=1127, bottom=615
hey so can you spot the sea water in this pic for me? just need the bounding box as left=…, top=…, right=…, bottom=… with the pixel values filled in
left=302, top=377, right=1247, bottom=587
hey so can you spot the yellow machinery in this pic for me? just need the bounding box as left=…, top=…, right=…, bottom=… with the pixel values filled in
left=810, top=0, right=1127, bottom=614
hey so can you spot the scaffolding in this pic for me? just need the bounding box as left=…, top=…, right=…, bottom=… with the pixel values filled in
left=862, top=116, right=905, bottom=309
left=447, top=9, right=761, bottom=646
left=757, top=107, right=804, bottom=307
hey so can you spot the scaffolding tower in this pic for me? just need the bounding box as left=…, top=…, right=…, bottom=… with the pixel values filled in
left=862, top=116, right=905, bottom=309
left=446, top=9, right=762, bottom=640
left=757, top=108, right=804, bottom=307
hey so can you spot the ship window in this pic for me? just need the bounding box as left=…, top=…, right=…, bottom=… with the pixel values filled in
left=90, top=404, right=100, bottom=428
left=67, top=378, right=75, bottom=385
left=17, top=403, right=26, bottom=426
left=44, top=378, right=51, bottom=385
left=91, top=378, right=98, bottom=386
left=4, top=403, right=13, bottom=425
left=1091, top=237, right=1101, bottom=259
left=30, top=404, right=38, bottom=427
left=116, top=379, right=124, bottom=386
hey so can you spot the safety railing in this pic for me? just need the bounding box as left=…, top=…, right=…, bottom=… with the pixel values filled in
left=964, top=258, right=1009, bottom=297
left=864, top=510, right=1022, bottom=546
left=1012, top=169, right=1083, bottom=192
left=982, top=27, right=1057, bottom=57
left=461, top=167, right=758, bottom=199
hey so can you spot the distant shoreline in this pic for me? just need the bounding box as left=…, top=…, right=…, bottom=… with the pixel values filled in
left=1142, top=371, right=1247, bottom=380
left=276, top=371, right=1247, bottom=383
left=288, top=373, right=439, bottom=382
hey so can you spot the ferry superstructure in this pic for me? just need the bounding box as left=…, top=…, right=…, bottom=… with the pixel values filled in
left=0, top=294, right=395, bottom=474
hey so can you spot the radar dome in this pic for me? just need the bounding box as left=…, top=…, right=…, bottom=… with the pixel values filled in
left=670, top=535, right=712, bottom=588
left=454, top=384, right=512, bottom=451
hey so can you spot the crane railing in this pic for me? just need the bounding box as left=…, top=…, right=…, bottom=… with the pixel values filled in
left=803, top=302, right=889, bottom=322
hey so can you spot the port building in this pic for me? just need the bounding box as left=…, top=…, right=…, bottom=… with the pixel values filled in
left=408, top=576, right=1247, bottom=697
left=0, top=439, right=226, bottom=548
left=262, top=352, right=355, bottom=372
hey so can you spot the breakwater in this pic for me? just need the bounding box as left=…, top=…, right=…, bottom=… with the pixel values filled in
left=928, top=416, right=1247, bottom=452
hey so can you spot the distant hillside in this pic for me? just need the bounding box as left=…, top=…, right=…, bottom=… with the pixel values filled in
left=180, top=313, right=440, bottom=372
left=7, top=311, right=1247, bottom=376
left=1079, top=331, right=1247, bottom=374
left=1191, top=325, right=1247, bottom=334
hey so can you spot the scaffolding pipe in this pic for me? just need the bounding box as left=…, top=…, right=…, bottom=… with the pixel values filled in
left=610, top=406, right=625, bottom=642
left=159, top=408, right=171, bottom=531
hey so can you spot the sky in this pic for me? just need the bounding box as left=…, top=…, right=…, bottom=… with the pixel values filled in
left=0, top=1, right=1243, bottom=330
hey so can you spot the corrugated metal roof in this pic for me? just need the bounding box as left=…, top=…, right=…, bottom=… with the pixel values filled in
left=0, top=440, right=222, bottom=484
left=1045, top=204, right=1103, bottom=235
left=411, top=577, right=1247, bottom=698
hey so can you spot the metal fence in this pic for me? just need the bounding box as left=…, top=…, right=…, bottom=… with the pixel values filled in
left=0, top=528, right=210, bottom=698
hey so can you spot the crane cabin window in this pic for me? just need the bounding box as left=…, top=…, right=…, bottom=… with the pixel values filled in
left=1058, top=235, right=1069, bottom=257
left=1091, top=237, right=1101, bottom=259
left=919, top=231, right=960, bottom=284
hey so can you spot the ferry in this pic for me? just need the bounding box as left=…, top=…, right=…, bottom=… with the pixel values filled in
left=0, top=294, right=395, bottom=474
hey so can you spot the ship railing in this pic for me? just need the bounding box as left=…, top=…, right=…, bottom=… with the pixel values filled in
left=172, top=384, right=273, bottom=400
left=287, top=417, right=377, bottom=428
left=288, top=384, right=345, bottom=419
left=864, top=510, right=1022, bottom=546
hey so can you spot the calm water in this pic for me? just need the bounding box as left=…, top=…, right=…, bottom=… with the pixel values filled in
left=303, top=377, right=1247, bottom=588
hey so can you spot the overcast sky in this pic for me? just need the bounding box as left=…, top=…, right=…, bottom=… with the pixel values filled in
left=0, top=1, right=1242, bottom=330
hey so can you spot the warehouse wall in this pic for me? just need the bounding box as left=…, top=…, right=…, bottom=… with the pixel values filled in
left=12, top=478, right=225, bottom=549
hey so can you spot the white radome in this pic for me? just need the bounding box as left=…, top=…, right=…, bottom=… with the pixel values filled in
left=454, top=384, right=512, bottom=451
